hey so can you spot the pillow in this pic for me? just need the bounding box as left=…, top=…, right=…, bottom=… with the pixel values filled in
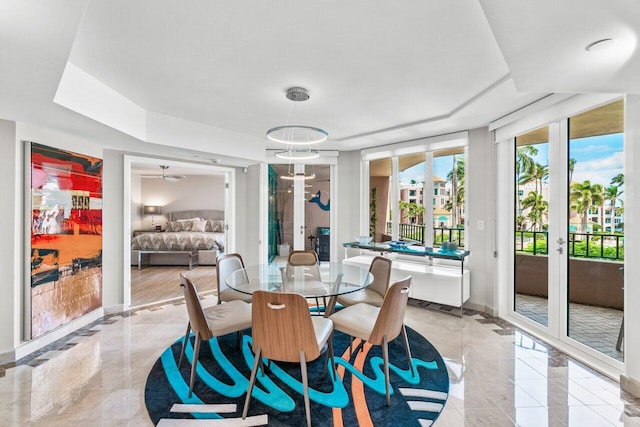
left=205, top=220, right=224, bottom=232
left=176, top=217, right=201, bottom=222
left=168, top=221, right=184, bottom=232
left=191, top=219, right=207, bottom=232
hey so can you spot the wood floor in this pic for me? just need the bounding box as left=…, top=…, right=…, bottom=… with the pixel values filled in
left=130, top=265, right=217, bottom=307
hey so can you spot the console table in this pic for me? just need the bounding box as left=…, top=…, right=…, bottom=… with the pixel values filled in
left=343, top=241, right=470, bottom=316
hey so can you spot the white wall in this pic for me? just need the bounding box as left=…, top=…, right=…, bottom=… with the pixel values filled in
left=130, top=174, right=142, bottom=231
left=242, top=165, right=260, bottom=266
left=103, top=149, right=124, bottom=309
left=137, top=174, right=225, bottom=230
left=337, top=151, right=362, bottom=261
left=466, top=127, right=497, bottom=313
left=0, top=120, right=18, bottom=361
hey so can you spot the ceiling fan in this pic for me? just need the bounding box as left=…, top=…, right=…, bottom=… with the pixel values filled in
left=142, top=165, right=186, bottom=182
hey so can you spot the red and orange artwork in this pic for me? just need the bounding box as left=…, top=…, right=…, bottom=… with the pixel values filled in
left=30, top=142, right=103, bottom=338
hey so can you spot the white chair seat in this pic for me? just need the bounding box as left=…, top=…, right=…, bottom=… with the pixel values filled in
left=337, top=289, right=384, bottom=308
left=204, top=300, right=252, bottom=336
left=330, top=302, right=379, bottom=341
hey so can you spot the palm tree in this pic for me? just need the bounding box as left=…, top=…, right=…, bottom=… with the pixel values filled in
left=446, top=156, right=465, bottom=227
left=604, top=185, right=622, bottom=232
left=569, top=180, right=604, bottom=233
left=610, top=173, right=624, bottom=188
left=515, top=145, right=538, bottom=213
left=519, top=162, right=548, bottom=194
left=399, top=200, right=425, bottom=224
left=568, top=157, right=577, bottom=183
left=521, top=191, right=548, bottom=231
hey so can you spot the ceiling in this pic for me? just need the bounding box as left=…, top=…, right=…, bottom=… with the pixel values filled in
left=1, top=1, right=639, bottom=166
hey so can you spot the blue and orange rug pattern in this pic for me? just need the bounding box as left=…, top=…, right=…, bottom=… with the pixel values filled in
left=145, top=326, right=449, bottom=426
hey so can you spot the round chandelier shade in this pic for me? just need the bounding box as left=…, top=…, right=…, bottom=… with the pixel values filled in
left=280, top=172, right=316, bottom=181
left=274, top=149, right=320, bottom=160
left=266, top=125, right=328, bottom=145
left=266, top=87, right=328, bottom=145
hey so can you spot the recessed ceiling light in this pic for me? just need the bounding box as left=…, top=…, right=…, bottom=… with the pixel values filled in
left=585, top=38, right=616, bottom=52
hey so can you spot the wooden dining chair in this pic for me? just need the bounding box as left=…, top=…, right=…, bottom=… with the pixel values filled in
left=216, top=253, right=252, bottom=304
left=178, top=274, right=252, bottom=397
left=285, top=250, right=323, bottom=313
left=337, top=256, right=392, bottom=308
left=242, top=290, right=335, bottom=427
left=329, top=277, right=413, bottom=406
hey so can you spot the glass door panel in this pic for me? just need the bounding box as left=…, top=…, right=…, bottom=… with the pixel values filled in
left=269, top=164, right=294, bottom=261
left=433, top=149, right=465, bottom=248
left=567, top=100, right=624, bottom=361
left=514, top=126, right=550, bottom=326
left=369, top=158, right=392, bottom=241
left=398, top=154, right=426, bottom=244
left=305, top=165, right=331, bottom=261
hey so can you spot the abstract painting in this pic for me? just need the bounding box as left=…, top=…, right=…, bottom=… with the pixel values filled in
left=30, top=142, right=103, bottom=338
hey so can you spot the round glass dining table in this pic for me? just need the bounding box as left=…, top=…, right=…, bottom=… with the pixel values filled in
left=225, top=262, right=373, bottom=316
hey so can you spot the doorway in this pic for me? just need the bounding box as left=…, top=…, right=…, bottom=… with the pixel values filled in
left=507, top=99, right=625, bottom=366
left=268, top=163, right=332, bottom=265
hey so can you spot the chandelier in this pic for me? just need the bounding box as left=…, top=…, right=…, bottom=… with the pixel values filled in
left=267, top=87, right=328, bottom=164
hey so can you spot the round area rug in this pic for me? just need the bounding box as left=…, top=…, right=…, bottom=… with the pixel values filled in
left=145, top=326, right=449, bottom=426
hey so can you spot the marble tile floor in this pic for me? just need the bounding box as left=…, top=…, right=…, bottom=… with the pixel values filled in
left=1, top=296, right=639, bottom=426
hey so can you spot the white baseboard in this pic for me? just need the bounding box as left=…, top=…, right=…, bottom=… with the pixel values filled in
left=621, top=375, right=640, bottom=399
left=464, top=300, right=492, bottom=315
left=14, top=308, right=104, bottom=361
left=0, top=348, right=15, bottom=365
left=104, top=304, right=125, bottom=315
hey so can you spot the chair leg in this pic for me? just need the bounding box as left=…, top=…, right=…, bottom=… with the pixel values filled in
left=300, top=351, right=311, bottom=427
left=236, top=330, right=244, bottom=349
left=401, top=324, right=415, bottom=376
left=188, top=334, right=202, bottom=398
left=382, top=336, right=391, bottom=406
left=242, top=346, right=262, bottom=420
left=178, top=322, right=191, bottom=369
left=323, top=333, right=336, bottom=381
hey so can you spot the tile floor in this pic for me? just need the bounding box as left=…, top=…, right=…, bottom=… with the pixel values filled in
left=516, top=294, right=624, bottom=361
left=1, top=296, right=639, bottom=426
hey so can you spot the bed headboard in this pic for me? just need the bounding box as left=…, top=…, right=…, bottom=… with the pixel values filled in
left=169, top=210, right=225, bottom=221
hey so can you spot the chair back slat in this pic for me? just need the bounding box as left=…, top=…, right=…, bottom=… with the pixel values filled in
left=367, top=256, right=392, bottom=296
left=368, top=277, right=412, bottom=345
left=286, top=250, right=320, bottom=280
left=251, top=291, right=320, bottom=362
left=181, top=275, right=214, bottom=341
left=287, top=250, right=318, bottom=266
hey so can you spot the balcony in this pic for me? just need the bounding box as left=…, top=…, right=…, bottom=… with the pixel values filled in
left=388, top=222, right=625, bottom=361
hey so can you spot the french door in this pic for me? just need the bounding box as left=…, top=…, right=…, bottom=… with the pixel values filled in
left=506, top=98, right=625, bottom=367
left=268, top=163, right=332, bottom=263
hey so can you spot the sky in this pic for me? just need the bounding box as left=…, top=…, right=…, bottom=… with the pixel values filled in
left=399, top=156, right=456, bottom=183
left=568, top=133, right=623, bottom=187
left=398, top=132, right=624, bottom=188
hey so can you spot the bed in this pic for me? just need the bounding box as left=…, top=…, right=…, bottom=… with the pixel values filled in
left=131, top=209, right=225, bottom=267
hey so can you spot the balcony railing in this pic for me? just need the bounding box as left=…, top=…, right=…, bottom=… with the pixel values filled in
left=386, top=222, right=465, bottom=247
left=515, top=230, right=624, bottom=261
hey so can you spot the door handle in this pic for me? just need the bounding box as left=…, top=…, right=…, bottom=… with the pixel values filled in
left=556, top=237, right=566, bottom=254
